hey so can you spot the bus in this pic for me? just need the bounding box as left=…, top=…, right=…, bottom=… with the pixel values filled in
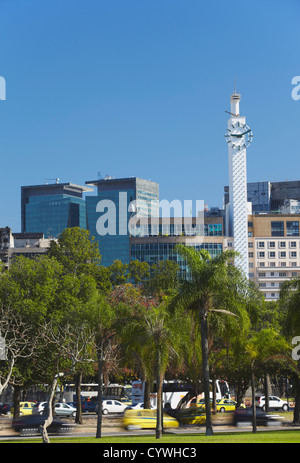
left=132, top=380, right=193, bottom=409
left=64, top=383, right=132, bottom=402
left=131, top=379, right=230, bottom=409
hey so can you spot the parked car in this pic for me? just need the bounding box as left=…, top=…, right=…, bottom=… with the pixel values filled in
left=233, top=407, right=282, bottom=427
left=12, top=414, right=73, bottom=435
left=123, top=409, right=179, bottom=430
left=43, top=402, right=77, bottom=417
left=102, top=400, right=127, bottom=415
left=255, top=395, right=289, bottom=411
left=0, top=403, right=13, bottom=415
left=216, top=399, right=246, bottom=413
left=19, top=402, right=36, bottom=416
left=82, top=400, right=98, bottom=413
left=32, top=402, right=48, bottom=415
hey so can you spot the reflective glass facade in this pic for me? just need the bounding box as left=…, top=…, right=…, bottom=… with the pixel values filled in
left=21, top=184, right=91, bottom=238
left=130, top=242, right=223, bottom=279
left=25, top=194, right=87, bottom=238
left=85, top=178, right=159, bottom=266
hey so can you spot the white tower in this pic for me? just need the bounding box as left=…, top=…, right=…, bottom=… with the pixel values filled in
left=225, top=90, right=253, bottom=277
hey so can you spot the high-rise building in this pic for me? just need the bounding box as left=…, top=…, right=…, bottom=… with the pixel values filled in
left=21, top=182, right=92, bottom=238
left=225, top=180, right=300, bottom=214
left=85, top=177, right=159, bottom=266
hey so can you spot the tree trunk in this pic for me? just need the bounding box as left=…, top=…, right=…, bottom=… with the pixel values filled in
left=13, top=386, right=21, bottom=420
left=293, top=376, right=300, bottom=425
left=264, top=374, right=270, bottom=412
left=144, top=380, right=151, bottom=409
left=96, top=348, right=104, bottom=438
left=212, top=378, right=217, bottom=414
left=200, top=314, right=213, bottom=436
left=156, top=371, right=164, bottom=439
left=75, top=372, right=83, bottom=424
left=251, top=368, right=257, bottom=433
left=40, top=375, right=59, bottom=443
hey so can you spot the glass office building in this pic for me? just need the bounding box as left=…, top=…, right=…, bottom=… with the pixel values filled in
left=130, top=241, right=223, bottom=279
left=85, top=177, right=159, bottom=266
left=21, top=183, right=93, bottom=238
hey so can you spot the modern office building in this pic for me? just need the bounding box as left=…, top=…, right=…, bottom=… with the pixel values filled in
left=0, top=227, right=52, bottom=269
left=225, top=180, right=300, bottom=214
left=130, top=216, right=228, bottom=279
left=247, top=213, right=300, bottom=300
left=85, top=177, right=159, bottom=266
left=21, top=182, right=93, bottom=238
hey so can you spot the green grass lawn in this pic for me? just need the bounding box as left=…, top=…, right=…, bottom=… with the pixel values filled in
left=2, top=429, right=300, bottom=443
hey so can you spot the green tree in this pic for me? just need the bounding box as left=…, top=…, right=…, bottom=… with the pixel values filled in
left=280, top=277, right=300, bottom=424
left=122, top=296, right=182, bottom=439
left=174, top=245, right=248, bottom=436
left=144, top=260, right=179, bottom=296
left=245, top=328, right=289, bottom=432
left=108, top=260, right=129, bottom=286
left=47, top=227, right=101, bottom=276
left=128, top=260, right=150, bottom=285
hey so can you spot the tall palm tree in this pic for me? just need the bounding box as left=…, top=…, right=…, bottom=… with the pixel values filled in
left=174, top=245, right=246, bottom=435
left=123, top=298, right=182, bottom=439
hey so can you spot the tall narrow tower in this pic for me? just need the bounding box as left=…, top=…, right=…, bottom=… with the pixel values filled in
left=225, top=89, right=253, bottom=277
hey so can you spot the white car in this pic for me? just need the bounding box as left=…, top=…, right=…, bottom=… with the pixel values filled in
left=41, top=402, right=77, bottom=417
left=256, top=395, right=289, bottom=411
left=126, top=402, right=155, bottom=410
left=36, top=401, right=47, bottom=414
left=54, top=402, right=77, bottom=417
left=102, top=400, right=127, bottom=415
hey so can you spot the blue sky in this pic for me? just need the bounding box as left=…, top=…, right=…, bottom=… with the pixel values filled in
left=0, top=0, right=300, bottom=230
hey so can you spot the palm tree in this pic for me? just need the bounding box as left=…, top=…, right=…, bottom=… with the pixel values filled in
left=245, top=328, right=289, bottom=432
left=123, top=298, right=182, bottom=439
left=174, top=245, right=247, bottom=435
left=280, top=277, right=300, bottom=424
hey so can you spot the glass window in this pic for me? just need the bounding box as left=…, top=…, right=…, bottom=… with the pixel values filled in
left=271, top=221, right=284, bottom=237
left=287, top=221, right=299, bottom=237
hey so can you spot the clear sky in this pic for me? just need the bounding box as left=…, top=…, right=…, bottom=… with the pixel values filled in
left=1, top=0, right=300, bottom=231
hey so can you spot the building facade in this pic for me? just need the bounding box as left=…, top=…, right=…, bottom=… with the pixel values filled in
left=85, top=177, right=159, bottom=266
left=0, top=227, right=53, bottom=269
left=248, top=213, right=300, bottom=300
left=21, top=182, right=92, bottom=238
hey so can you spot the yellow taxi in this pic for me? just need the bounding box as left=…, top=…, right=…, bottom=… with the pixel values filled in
left=216, top=399, right=246, bottom=412
left=177, top=406, right=206, bottom=425
left=19, top=402, right=36, bottom=415
left=123, top=409, right=179, bottom=430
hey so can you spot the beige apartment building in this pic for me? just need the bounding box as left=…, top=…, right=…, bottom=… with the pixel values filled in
left=247, top=214, right=300, bottom=300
